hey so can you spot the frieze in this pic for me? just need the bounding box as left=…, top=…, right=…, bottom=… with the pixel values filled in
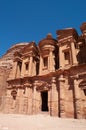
left=33, top=80, right=51, bottom=91
left=23, top=82, right=32, bottom=88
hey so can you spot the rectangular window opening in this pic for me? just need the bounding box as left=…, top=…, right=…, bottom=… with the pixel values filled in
left=64, top=51, right=70, bottom=65
left=18, top=61, right=22, bottom=72
left=83, top=89, right=86, bottom=96
left=43, top=57, right=48, bottom=67
left=25, top=63, right=29, bottom=70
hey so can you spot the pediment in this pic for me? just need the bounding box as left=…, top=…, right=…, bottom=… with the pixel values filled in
left=20, top=42, right=38, bottom=55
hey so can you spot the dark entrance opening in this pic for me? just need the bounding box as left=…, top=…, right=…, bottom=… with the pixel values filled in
left=41, top=91, right=48, bottom=111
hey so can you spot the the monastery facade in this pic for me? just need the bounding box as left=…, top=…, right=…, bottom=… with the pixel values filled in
left=5, top=23, right=86, bottom=118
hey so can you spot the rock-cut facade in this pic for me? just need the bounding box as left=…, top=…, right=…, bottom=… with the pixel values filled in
left=5, top=22, right=86, bottom=119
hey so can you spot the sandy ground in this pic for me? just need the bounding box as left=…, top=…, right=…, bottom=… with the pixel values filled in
left=0, top=114, right=86, bottom=130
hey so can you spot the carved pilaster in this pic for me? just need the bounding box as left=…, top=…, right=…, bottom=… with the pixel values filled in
left=4, top=89, right=12, bottom=113
left=21, top=60, right=25, bottom=77
left=39, top=55, right=43, bottom=75
left=16, top=63, right=21, bottom=78
left=50, top=77, right=58, bottom=116
left=74, top=77, right=82, bottom=118
left=70, top=39, right=78, bottom=65
left=9, top=61, right=17, bottom=79
left=59, top=43, right=65, bottom=68
left=32, top=81, right=38, bottom=114
left=29, top=56, right=33, bottom=76
left=49, top=48, right=55, bottom=72
left=17, top=89, right=24, bottom=114
left=58, top=75, right=66, bottom=117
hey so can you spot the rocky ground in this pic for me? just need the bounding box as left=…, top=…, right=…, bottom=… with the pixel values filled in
left=0, top=114, right=86, bottom=130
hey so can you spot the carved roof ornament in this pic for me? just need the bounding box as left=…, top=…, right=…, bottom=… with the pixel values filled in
left=46, top=33, right=52, bottom=39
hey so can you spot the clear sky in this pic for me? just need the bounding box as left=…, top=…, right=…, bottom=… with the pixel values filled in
left=0, top=0, right=86, bottom=57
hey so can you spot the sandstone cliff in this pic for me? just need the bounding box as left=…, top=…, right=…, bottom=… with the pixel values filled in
left=0, top=43, right=28, bottom=69
left=0, top=43, right=28, bottom=110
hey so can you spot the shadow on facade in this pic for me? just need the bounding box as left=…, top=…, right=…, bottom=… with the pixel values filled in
left=77, top=41, right=86, bottom=64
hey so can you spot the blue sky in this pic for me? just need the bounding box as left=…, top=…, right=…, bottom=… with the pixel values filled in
left=0, top=0, right=86, bottom=57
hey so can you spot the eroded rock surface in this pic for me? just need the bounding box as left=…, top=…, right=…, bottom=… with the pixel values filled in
left=0, top=43, right=28, bottom=111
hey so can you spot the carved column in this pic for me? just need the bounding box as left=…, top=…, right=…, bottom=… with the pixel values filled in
left=17, top=89, right=24, bottom=114
left=50, top=77, right=58, bottom=116
left=74, top=77, right=82, bottom=118
left=29, top=56, right=33, bottom=76
left=32, top=60, right=36, bottom=76
left=15, top=90, right=19, bottom=114
left=58, top=75, right=66, bottom=117
left=21, top=60, right=25, bottom=77
left=4, top=89, right=11, bottom=113
left=49, top=49, right=55, bottom=72
left=59, top=43, right=65, bottom=68
left=39, top=55, right=43, bottom=75
left=16, top=63, right=20, bottom=78
left=10, top=61, right=17, bottom=79
left=25, top=86, right=33, bottom=115
left=32, top=81, right=37, bottom=114
left=70, top=39, right=78, bottom=65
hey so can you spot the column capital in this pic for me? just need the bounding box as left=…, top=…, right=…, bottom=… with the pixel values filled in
left=50, top=46, right=54, bottom=51
left=33, top=80, right=39, bottom=87
left=71, top=74, right=79, bottom=80
left=58, top=75, right=65, bottom=82
left=23, top=82, right=32, bottom=88
left=52, top=77, right=56, bottom=83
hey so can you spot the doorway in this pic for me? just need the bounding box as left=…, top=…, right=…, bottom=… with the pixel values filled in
left=41, top=91, right=48, bottom=111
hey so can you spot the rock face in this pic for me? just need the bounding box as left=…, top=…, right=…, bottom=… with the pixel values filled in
left=4, top=23, right=86, bottom=119
left=0, top=23, right=86, bottom=119
left=0, top=43, right=28, bottom=111
left=0, top=43, right=28, bottom=69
